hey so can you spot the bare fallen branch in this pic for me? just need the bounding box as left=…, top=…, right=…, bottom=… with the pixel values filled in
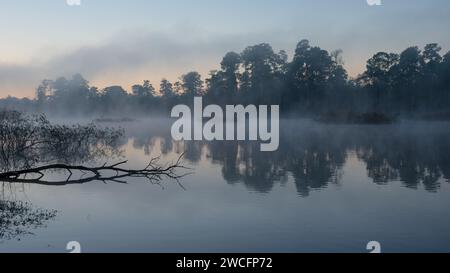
left=0, top=154, right=191, bottom=188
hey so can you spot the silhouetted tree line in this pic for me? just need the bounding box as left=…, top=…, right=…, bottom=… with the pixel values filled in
left=1, top=40, right=450, bottom=117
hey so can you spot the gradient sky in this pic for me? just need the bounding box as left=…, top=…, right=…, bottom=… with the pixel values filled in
left=1, top=0, right=450, bottom=98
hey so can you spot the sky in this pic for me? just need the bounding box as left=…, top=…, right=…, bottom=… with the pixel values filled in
left=0, top=0, right=450, bottom=98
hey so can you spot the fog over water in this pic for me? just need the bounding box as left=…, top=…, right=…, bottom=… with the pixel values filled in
left=1, top=118, right=450, bottom=253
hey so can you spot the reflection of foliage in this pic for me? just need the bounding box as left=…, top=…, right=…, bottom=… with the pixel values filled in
left=126, top=121, right=450, bottom=196
left=214, top=142, right=287, bottom=193
left=0, top=199, right=57, bottom=241
left=355, top=127, right=448, bottom=192
left=179, top=128, right=346, bottom=196
left=0, top=110, right=123, bottom=172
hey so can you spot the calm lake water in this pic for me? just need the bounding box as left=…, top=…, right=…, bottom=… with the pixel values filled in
left=1, top=119, right=450, bottom=253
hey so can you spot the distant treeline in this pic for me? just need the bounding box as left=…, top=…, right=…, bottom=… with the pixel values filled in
left=1, top=40, right=449, bottom=117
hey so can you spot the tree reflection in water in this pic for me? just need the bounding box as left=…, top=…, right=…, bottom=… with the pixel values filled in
left=0, top=190, right=57, bottom=241
left=2, top=115, right=449, bottom=240
left=129, top=120, right=450, bottom=196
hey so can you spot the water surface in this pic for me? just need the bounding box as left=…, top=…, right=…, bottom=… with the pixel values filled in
left=1, top=119, right=450, bottom=253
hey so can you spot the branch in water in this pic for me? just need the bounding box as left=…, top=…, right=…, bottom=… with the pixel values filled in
left=0, top=154, right=191, bottom=189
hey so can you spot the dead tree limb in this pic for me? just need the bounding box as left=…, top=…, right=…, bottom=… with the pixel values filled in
left=0, top=154, right=191, bottom=188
